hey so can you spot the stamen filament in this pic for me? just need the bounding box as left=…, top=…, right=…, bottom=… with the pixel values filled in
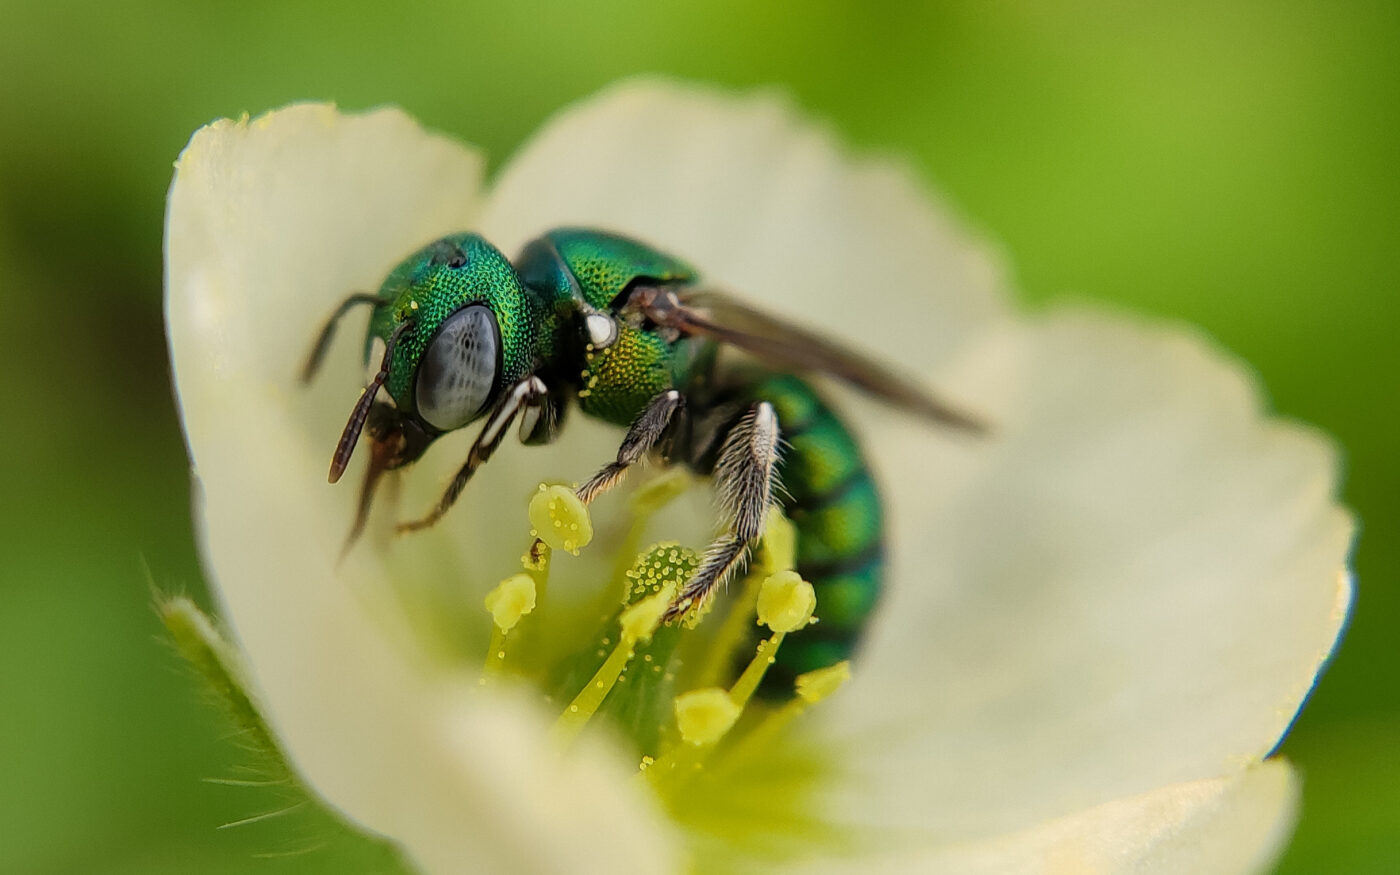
left=480, top=573, right=537, bottom=682
left=481, top=625, right=509, bottom=682
left=720, top=661, right=853, bottom=763
left=691, top=512, right=797, bottom=688
left=553, top=636, right=636, bottom=745
left=554, top=587, right=672, bottom=746
left=727, top=632, right=783, bottom=711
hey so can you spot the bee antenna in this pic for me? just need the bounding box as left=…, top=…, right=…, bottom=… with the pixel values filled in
left=328, top=320, right=412, bottom=484
left=301, top=293, right=383, bottom=384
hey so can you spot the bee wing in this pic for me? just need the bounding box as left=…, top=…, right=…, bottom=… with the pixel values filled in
left=633, top=286, right=987, bottom=433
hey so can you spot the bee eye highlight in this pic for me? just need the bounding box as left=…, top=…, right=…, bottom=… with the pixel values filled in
left=447, top=254, right=467, bottom=269
left=415, top=304, right=500, bottom=431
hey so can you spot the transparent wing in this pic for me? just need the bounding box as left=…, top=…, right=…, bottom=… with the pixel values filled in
left=629, top=286, right=988, bottom=433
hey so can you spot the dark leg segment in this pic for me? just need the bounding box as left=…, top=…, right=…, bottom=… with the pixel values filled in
left=664, top=401, right=781, bottom=621
left=576, top=390, right=685, bottom=505
left=397, top=376, right=548, bottom=533
left=328, top=319, right=412, bottom=484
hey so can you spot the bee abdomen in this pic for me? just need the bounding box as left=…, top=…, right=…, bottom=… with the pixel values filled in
left=749, top=374, right=884, bottom=696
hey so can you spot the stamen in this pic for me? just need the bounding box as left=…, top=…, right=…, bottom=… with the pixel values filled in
left=714, top=661, right=854, bottom=771
left=620, top=586, right=672, bottom=644
left=690, top=511, right=796, bottom=688
left=795, top=660, right=852, bottom=705
left=674, top=688, right=741, bottom=746
left=481, top=573, right=537, bottom=681
left=553, top=545, right=697, bottom=748
left=529, top=484, right=592, bottom=555
left=553, top=591, right=668, bottom=746
left=553, top=632, right=636, bottom=746
left=727, top=571, right=817, bottom=708
left=755, top=570, right=817, bottom=634
left=650, top=570, right=820, bottom=791
left=485, top=573, right=537, bottom=632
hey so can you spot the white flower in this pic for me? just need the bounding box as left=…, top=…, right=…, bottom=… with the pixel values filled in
left=164, top=80, right=1352, bottom=874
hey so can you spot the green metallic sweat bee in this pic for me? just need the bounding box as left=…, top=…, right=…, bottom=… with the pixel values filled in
left=304, top=228, right=983, bottom=693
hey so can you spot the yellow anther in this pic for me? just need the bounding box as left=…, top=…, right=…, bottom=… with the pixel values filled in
left=674, top=688, right=741, bottom=746
left=795, top=660, right=852, bottom=704
left=756, top=570, right=816, bottom=633
left=756, top=510, right=797, bottom=575
left=620, top=586, right=673, bottom=644
left=484, top=573, right=536, bottom=632
left=529, top=484, right=593, bottom=554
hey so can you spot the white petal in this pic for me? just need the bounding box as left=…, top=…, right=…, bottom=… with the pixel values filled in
left=480, top=80, right=1348, bottom=852
left=481, top=78, right=1012, bottom=377
left=793, top=761, right=1298, bottom=875
left=166, top=104, right=678, bottom=874
left=818, top=310, right=1350, bottom=838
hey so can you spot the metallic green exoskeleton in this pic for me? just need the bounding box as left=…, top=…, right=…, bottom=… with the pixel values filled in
left=304, top=228, right=984, bottom=694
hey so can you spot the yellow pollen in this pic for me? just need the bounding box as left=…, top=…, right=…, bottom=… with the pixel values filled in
left=674, top=688, right=741, bottom=746
left=756, top=570, right=816, bottom=633
left=529, top=484, right=593, bottom=554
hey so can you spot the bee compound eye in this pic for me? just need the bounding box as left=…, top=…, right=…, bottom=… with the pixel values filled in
left=415, top=305, right=500, bottom=431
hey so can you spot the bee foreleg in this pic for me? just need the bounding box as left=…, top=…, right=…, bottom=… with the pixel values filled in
left=663, top=401, right=781, bottom=622
left=576, top=390, right=685, bottom=505
left=397, top=376, right=548, bottom=533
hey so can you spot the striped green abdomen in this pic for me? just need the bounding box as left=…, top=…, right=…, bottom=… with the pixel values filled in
left=750, top=374, right=883, bottom=694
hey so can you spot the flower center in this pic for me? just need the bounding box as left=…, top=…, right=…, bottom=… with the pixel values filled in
left=478, top=479, right=854, bottom=851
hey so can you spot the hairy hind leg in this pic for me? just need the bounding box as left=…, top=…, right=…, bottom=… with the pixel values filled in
left=664, top=401, right=781, bottom=621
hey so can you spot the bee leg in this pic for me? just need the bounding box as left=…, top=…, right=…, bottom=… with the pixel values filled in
left=664, top=401, right=781, bottom=622
left=398, top=376, right=548, bottom=533
left=576, top=390, right=685, bottom=505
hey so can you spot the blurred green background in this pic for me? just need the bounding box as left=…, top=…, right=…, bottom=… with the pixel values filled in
left=1, top=1, right=1395, bottom=872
